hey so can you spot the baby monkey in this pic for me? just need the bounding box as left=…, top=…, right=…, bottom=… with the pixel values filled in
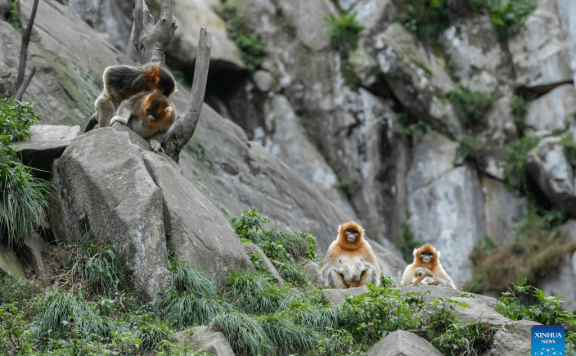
left=110, top=90, right=176, bottom=152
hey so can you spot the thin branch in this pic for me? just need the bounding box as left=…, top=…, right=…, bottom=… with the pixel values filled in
left=12, top=0, right=39, bottom=98
left=132, top=0, right=177, bottom=65
left=14, top=66, right=35, bottom=101
left=161, top=28, right=212, bottom=162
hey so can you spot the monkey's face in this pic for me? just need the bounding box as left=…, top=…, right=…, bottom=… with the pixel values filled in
left=420, top=252, right=434, bottom=263
left=345, top=229, right=359, bottom=242
left=145, top=94, right=173, bottom=123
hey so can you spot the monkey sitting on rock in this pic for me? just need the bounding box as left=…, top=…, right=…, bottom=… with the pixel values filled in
left=402, top=244, right=456, bottom=289
left=321, top=221, right=381, bottom=289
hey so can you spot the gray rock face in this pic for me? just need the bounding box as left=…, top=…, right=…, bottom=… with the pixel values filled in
left=24, top=233, right=47, bottom=277
left=443, top=14, right=514, bottom=93
left=243, top=243, right=282, bottom=282
left=451, top=297, right=510, bottom=327
left=142, top=151, right=253, bottom=280
left=252, top=70, right=274, bottom=92
left=483, top=320, right=540, bottom=356
left=321, top=286, right=368, bottom=307
left=373, top=23, right=460, bottom=138
left=299, top=259, right=324, bottom=288
left=188, top=326, right=235, bottom=356
left=0, top=243, right=24, bottom=278
left=396, top=286, right=497, bottom=307
left=557, top=0, right=576, bottom=84
left=526, top=137, right=576, bottom=217
left=524, top=84, right=576, bottom=136
left=13, top=125, right=81, bottom=173
left=167, top=0, right=244, bottom=71
left=407, top=132, right=486, bottom=285
left=541, top=219, right=576, bottom=312
left=366, top=330, right=443, bottom=356
left=52, top=128, right=170, bottom=300
left=370, top=240, right=407, bottom=281
left=508, top=0, right=572, bottom=91
left=481, top=176, right=527, bottom=245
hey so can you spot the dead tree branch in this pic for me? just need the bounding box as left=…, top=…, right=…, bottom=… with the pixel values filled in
left=132, top=0, right=176, bottom=65
left=161, top=28, right=212, bottom=163
left=12, top=0, right=39, bottom=100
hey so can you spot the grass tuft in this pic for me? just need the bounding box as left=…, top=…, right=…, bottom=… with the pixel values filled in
left=259, top=312, right=320, bottom=355
left=210, top=311, right=273, bottom=356
left=225, top=270, right=293, bottom=314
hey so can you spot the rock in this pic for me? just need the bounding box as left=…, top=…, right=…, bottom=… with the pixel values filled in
left=443, top=13, right=515, bottom=93
left=52, top=128, right=171, bottom=301
left=524, top=84, right=576, bottom=136
left=298, top=259, right=324, bottom=288
left=0, top=0, right=9, bottom=19
left=262, top=95, right=358, bottom=220
left=366, top=330, right=443, bottom=356
left=60, top=0, right=133, bottom=51
left=142, top=151, right=254, bottom=280
left=173, top=326, right=235, bottom=356
left=322, top=286, right=368, bottom=307
left=252, top=70, right=274, bottom=92
left=373, top=23, right=460, bottom=138
left=480, top=96, right=518, bottom=179
left=481, top=176, right=527, bottom=245
left=508, top=0, right=572, bottom=91
left=344, top=0, right=395, bottom=31
left=13, top=125, right=81, bottom=174
left=483, top=320, right=540, bottom=356
left=167, top=0, right=244, bottom=71
left=451, top=297, right=510, bottom=327
left=526, top=137, right=576, bottom=217
left=541, top=219, right=576, bottom=312
left=178, top=105, right=352, bottom=253
left=243, top=243, right=282, bottom=282
left=396, top=286, right=497, bottom=307
left=24, top=233, right=46, bottom=277
left=407, top=132, right=486, bottom=285
left=370, top=240, right=407, bottom=281
left=0, top=243, right=25, bottom=278
left=557, top=0, right=576, bottom=84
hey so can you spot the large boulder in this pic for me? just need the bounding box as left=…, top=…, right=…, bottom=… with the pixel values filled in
left=406, top=132, right=486, bottom=285
left=508, top=0, right=572, bottom=91
left=525, top=136, right=576, bottom=217
left=373, top=23, right=460, bottom=138
left=0, top=243, right=25, bottom=278
left=172, top=326, right=235, bottom=356
left=366, top=330, right=443, bottom=356
left=557, top=0, right=576, bottom=84
left=483, top=320, right=540, bottom=356
left=242, top=243, right=282, bottom=282
left=321, top=286, right=369, bottom=307
left=524, top=84, right=576, bottom=136
left=167, top=0, right=244, bottom=72
left=443, top=13, right=515, bottom=93
left=52, top=128, right=171, bottom=300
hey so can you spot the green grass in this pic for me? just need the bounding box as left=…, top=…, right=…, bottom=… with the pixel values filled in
left=259, top=312, right=320, bottom=355
left=502, top=136, right=541, bottom=196
left=225, top=270, right=293, bottom=314
left=446, top=85, right=495, bottom=128
left=325, top=13, right=365, bottom=57
left=276, top=262, right=310, bottom=286
left=468, top=0, right=536, bottom=39
left=210, top=311, right=274, bottom=356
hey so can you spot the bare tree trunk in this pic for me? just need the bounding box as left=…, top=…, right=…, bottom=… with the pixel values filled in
left=130, top=0, right=212, bottom=163
left=12, top=0, right=39, bottom=100
left=132, top=0, right=176, bottom=65
left=161, top=28, right=212, bottom=163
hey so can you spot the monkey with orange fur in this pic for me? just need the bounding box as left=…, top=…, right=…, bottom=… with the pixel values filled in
left=86, top=64, right=177, bottom=132
left=321, top=221, right=381, bottom=289
left=410, top=266, right=433, bottom=285
left=402, top=244, right=456, bottom=289
left=109, top=90, right=176, bottom=152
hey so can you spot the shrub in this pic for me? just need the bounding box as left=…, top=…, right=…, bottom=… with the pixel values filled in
left=469, top=0, right=536, bottom=39
left=325, top=13, right=365, bottom=57
left=502, top=136, right=540, bottom=195
left=225, top=270, right=293, bottom=314
left=69, top=243, right=126, bottom=297
left=210, top=311, right=274, bottom=356
left=136, top=321, right=171, bottom=352
left=446, top=85, right=495, bottom=127
left=259, top=312, right=320, bottom=355
left=276, top=262, right=310, bottom=286
left=394, top=0, right=450, bottom=40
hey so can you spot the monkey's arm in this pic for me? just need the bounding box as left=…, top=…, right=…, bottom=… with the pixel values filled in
left=356, top=262, right=380, bottom=286
left=400, top=264, right=413, bottom=286
left=421, top=277, right=457, bottom=289
left=109, top=98, right=134, bottom=126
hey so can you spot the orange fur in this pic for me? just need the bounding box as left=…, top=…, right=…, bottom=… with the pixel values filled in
left=402, top=243, right=455, bottom=288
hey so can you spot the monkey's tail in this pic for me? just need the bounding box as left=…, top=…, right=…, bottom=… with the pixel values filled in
left=84, top=113, right=98, bottom=133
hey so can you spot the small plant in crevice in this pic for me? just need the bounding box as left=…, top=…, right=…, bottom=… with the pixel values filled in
left=325, top=12, right=365, bottom=86
left=339, top=176, right=360, bottom=196
left=468, top=0, right=537, bottom=39
left=560, top=132, right=576, bottom=166
left=219, top=1, right=266, bottom=72
left=393, top=0, right=450, bottom=40
left=511, top=95, right=530, bottom=137
left=457, top=133, right=486, bottom=162
left=502, top=135, right=540, bottom=196
left=445, top=85, right=495, bottom=128
left=395, top=112, right=431, bottom=138
left=399, top=221, right=421, bottom=263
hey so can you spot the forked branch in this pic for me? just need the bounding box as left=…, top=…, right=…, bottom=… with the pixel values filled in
left=161, top=28, right=212, bottom=163
left=12, top=0, right=39, bottom=101
left=132, top=0, right=177, bottom=65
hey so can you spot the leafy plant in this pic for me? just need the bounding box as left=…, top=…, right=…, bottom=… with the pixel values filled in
left=7, top=0, right=21, bottom=32
left=0, top=98, right=42, bottom=141
left=395, top=112, right=431, bottom=137
left=399, top=221, right=421, bottom=263
left=469, top=0, right=536, bottom=39
left=325, top=13, right=365, bottom=57
left=502, top=136, right=540, bottom=195
left=69, top=243, right=126, bottom=297
left=393, top=0, right=450, bottom=40
left=446, top=85, right=495, bottom=128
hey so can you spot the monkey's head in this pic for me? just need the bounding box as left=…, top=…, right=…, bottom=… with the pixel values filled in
left=144, top=91, right=175, bottom=125
left=413, top=244, right=440, bottom=265
left=337, top=221, right=364, bottom=249
left=413, top=266, right=432, bottom=278
left=145, top=64, right=177, bottom=97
